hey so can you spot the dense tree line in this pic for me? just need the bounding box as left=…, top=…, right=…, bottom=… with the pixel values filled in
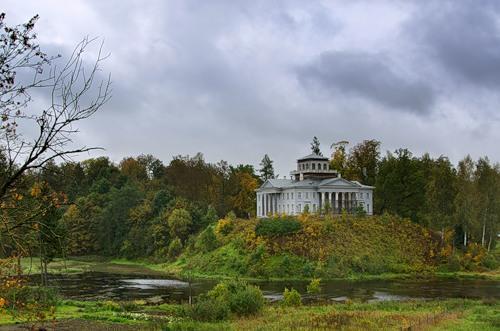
left=1, top=139, right=499, bottom=263
left=329, top=139, right=499, bottom=251
left=0, top=153, right=259, bottom=260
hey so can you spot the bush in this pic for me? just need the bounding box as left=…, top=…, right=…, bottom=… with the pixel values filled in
left=215, top=218, right=234, bottom=236
left=190, top=294, right=230, bottom=322
left=195, top=226, right=219, bottom=252
left=168, top=238, right=183, bottom=259
left=282, top=288, right=301, bottom=307
left=189, top=279, right=265, bottom=321
left=255, top=217, right=302, bottom=237
left=228, top=284, right=265, bottom=316
left=439, top=254, right=461, bottom=272
left=306, top=278, right=321, bottom=295
left=3, top=286, right=59, bottom=309
left=482, top=254, right=499, bottom=270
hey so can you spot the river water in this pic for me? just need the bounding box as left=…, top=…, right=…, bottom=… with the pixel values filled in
left=43, top=272, right=500, bottom=303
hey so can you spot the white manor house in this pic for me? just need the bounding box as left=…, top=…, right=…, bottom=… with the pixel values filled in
left=256, top=153, right=374, bottom=218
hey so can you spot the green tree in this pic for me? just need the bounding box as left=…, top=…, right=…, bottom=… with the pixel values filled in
left=167, top=208, right=193, bottom=242
left=329, top=141, right=349, bottom=174
left=474, top=158, right=499, bottom=249
left=453, top=156, right=477, bottom=248
left=424, top=156, right=456, bottom=240
left=345, top=140, right=381, bottom=186
left=259, top=154, right=275, bottom=181
left=374, top=149, right=427, bottom=223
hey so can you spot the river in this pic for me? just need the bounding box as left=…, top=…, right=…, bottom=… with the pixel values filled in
left=43, top=272, right=500, bottom=303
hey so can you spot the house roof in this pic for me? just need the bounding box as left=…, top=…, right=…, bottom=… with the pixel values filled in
left=297, top=153, right=329, bottom=162
left=257, top=177, right=374, bottom=191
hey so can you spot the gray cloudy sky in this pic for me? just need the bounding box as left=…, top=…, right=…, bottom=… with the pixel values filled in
left=3, top=0, right=500, bottom=176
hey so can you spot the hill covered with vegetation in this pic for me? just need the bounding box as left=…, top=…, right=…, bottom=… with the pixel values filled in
left=164, top=213, right=497, bottom=280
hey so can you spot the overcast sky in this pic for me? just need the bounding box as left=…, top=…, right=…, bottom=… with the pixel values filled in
left=4, top=0, right=500, bottom=176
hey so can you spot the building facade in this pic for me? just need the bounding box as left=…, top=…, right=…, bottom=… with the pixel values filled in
left=256, top=153, right=374, bottom=218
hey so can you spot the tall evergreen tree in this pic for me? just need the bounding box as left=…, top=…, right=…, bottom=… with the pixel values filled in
left=259, top=154, right=275, bottom=181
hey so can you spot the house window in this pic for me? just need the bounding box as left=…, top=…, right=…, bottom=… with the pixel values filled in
left=306, top=163, right=309, bottom=170
left=317, top=163, right=321, bottom=170
left=313, top=204, right=316, bottom=212
left=305, top=192, right=309, bottom=199
left=360, top=192, right=364, bottom=199
left=298, top=192, right=302, bottom=199
left=323, top=164, right=327, bottom=170
left=291, top=193, right=294, bottom=199
left=312, top=163, right=316, bottom=170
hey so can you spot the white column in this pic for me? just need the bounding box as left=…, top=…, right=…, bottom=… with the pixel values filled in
left=321, top=192, right=325, bottom=211
left=333, top=192, right=339, bottom=213
left=261, top=193, right=266, bottom=217
left=257, top=193, right=261, bottom=217
left=333, top=192, right=339, bottom=212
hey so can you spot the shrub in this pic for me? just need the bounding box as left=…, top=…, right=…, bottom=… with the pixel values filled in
left=190, top=294, right=230, bottom=322
left=195, top=226, right=219, bottom=252
left=307, top=278, right=322, bottom=295
left=168, top=238, right=183, bottom=258
left=255, top=217, right=302, bottom=237
left=215, top=218, right=234, bottom=236
left=189, top=279, right=265, bottom=321
left=4, top=286, right=59, bottom=309
left=228, top=284, right=265, bottom=316
left=282, top=288, right=302, bottom=307
left=482, top=254, right=499, bottom=270
left=439, top=254, right=461, bottom=272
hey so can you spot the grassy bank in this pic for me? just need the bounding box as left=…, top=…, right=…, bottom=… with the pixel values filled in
left=157, top=215, right=499, bottom=281
left=18, top=215, right=499, bottom=282
left=20, top=256, right=500, bottom=283
left=0, top=299, right=498, bottom=330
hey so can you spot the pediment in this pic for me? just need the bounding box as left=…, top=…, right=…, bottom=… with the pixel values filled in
left=260, top=181, right=274, bottom=189
left=319, top=177, right=360, bottom=188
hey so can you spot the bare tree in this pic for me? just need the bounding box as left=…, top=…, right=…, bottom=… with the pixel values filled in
left=0, top=13, right=111, bottom=249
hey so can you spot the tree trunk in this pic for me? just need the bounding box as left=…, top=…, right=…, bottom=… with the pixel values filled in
left=488, top=235, right=492, bottom=252
left=463, top=230, right=467, bottom=247
left=481, top=221, right=486, bottom=247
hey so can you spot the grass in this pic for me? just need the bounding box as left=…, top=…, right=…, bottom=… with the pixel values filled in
left=1, top=299, right=498, bottom=330
left=20, top=256, right=168, bottom=277
left=18, top=255, right=500, bottom=283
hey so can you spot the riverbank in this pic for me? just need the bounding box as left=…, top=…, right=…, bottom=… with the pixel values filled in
left=20, top=256, right=500, bottom=282
left=0, top=298, right=498, bottom=330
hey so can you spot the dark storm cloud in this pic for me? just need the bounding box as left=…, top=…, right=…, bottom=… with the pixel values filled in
left=296, top=51, right=435, bottom=114
left=408, top=0, right=500, bottom=88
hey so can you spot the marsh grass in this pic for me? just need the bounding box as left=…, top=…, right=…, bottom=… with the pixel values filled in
left=1, top=298, right=497, bottom=331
